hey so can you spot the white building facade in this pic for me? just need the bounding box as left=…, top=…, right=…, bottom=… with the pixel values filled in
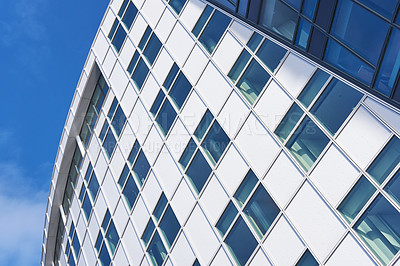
left=42, top=0, right=400, bottom=265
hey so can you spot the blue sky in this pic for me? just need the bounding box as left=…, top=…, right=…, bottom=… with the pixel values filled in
left=0, top=0, right=109, bottom=264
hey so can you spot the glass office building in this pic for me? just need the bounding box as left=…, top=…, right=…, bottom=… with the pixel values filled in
left=42, top=0, right=400, bottom=265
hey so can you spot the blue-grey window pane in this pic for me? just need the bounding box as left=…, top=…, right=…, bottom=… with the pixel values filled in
left=68, top=255, right=76, bottom=266
left=193, top=259, right=200, bottom=266
left=138, top=26, right=152, bottom=51
left=143, top=34, right=162, bottom=66
left=194, top=110, right=214, bottom=141
left=201, top=121, right=230, bottom=165
left=122, top=2, right=138, bottom=29
left=150, top=90, right=166, bottom=116
left=256, top=39, right=287, bottom=72
left=192, top=6, right=213, bottom=37
left=128, top=141, right=140, bottom=165
left=79, top=184, right=85, bottom=202
left=169, top=72, right=192, bottom=109
left=331, top=0, right=388, bottom=65
left=302, top=0, right=317, bottom=19
left=111, top=106, right=126, bottom=138
left=99, top=243, right=111, bottom=266
left=186, top=150, right=212, bottom=194
left=99, top=123, right=108, bottom=142
left=65, top=241, right=71, bottom=258
left=133, top=150, right=150, bottom=186
left=72, top=234, right=80, bottom=260
left=284, top=0, right=301, bottom=10
left=216, top=201, right=238, bottom=237
left=142, top=219, right=155, bottom=247
left=108, top=99, right=118, bottom=120
left=105, top=221, right=119, bottom=256
left=225, top=216, right=258, bottom=266
left=358, top=0, right=396, bottom=19
left=367, top=137, right=400, bottom=184
left=296, top=250, right=318, bottom=266
left=131, top=58, right=149, bottom=91
left=88, top=174, right=99, bottom=202
left=337, top=176, right=376, bottom=223
left=234, top=170, right=258, bottom=207
left=122, top=175, right=139, bottom=210
left=295, top=18, right=311, bottom=50
left=164, top=63, right=179, bottom=90
left=82, top=194, right=92, bottom=220
left=237, top=59, right=270, bottom=105
left=118, top=165, right=130, bottom=188
left=243, top=185, right=280, bottom=238
left=386, top=170, right=400, bottom=206
left=298, top=69, right=330, bottom=108
left=311, top=79, right=362, bottom=135
left=247, top=33, right=263, bottom=52
left=127, top=51, right=140, bottom=74
left=103, top=131, right=117, bottom=159
left=275, top=103, right=304, bottom=141
left=102, top=210, right=111, bottom=231
left=238, top=0, right=248, bottom=16
left=112, top=25, right=127, bottom=53
left=375, top=29, right=400, bottom=96
left=228, top=49, right=251, bottom=83
left=147, top=232, right=167, bottom=266
left=354, top=195, right=400, bottom=265
left=159, top=206, right=180, bottom=248
left=153, top=194, right=168, bottom=222
left=286, top=116, right=330, bottom=171
left=95, top=233, right=103, bottom=253
left=108, top=19, right=119, bottom=39
left=179, top=138, right=197, bottom=169
left=85, top=164, right=92, bottom=182
left=118, top=0, right=129, bottom=17
left=169, top=0, right=186, bottom=14
left=156, top=100, right=177, bottom=135
left=199, top=10, right=231, bottom=54
left=260, top=0, right=298, bottom=41
left=324, top=39, right=374, bottom=85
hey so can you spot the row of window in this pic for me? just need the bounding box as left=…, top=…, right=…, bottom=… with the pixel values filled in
left=78, top=163, right=100, bottom=222
left=95, top=210, right=120, bottom=266
left=64, top=222, right=81, bottom=266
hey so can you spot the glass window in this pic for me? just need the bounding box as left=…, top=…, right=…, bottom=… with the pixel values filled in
left=247, top=33, right=263, bottom=52
left=156, top=100, right=177, bottom=135
left=127, top=51, right=140, bottom=74
left=337, top=176, right=376, bottom=223
left=228, top=50, right=251, bottom=83
left=68, top=256, right=76, bottom=266
left=103, top=130, right=117, bottom=159
left=169, top=72, right=192, bottom=109
left=102, top=210, right=111, bottom=231
left=108, top=19, right=119, bottom=39
left=238, top=0, right=248, bottom=16
left=295, top=18, right=311, bottom=50
left=296, top=249, right=318, bottom=266
left=260, top=0, right=298, bottom=41
left=163, top=63, right=179, bottom=90
left=286, top=116, right=330, bottom=171
left=111, top=106, right=126, bottom=138
left=143, top=34, right=162, bottom=66
left=88, top=174, right=99, bottom=201
left=225, top=216, right=258, bottom=266
left=111, top=25, right=127, bottom=53
left=105, top=221, right=119, bottom=255
left=132, top=150, right=151, bottom=186
left=186, top=150, right=212, bottom=194
left=357, top=0, right=396, bottom=20
left=138, top=26, right=152, bottom=51
left=85, top=164, right=93, bottom=182
left=82, top=194, right=92, bottom=220
left=199, top=10, right=231, bottom=54
left=153, top=193, right=168, bottom=222
left=367, top=137, right=400, bottom=185
left=237, top=59, right=270, bottom=105
left=131, top=58, right=149, bottom=91
left=331, top=0, right=389, bottom=65
left=324, top=39, right=374, bottom=85
left=159, top=206, right=180, bottom=248
left=147, top=232, right=167, bottom=266
left=354, top=195, right=400, bottom=265
left=192, top=6, right=213, bottom=37
left=142, top=219, right=155, bottom=247
left=284, top=0, right=301, bottom=10
left=201, top=121, right=230, bottom=165
left=375, top=29, right=400, bottom=96
left=302, top=0, right=318, bottom=19
left=150, top=90, right=166, bottom=116
left=256, top=39, right=287, bottom=72
left=122, top=175, right=140, bottom=210
left=234, top=170, right=258, bottom=207
left=108, top=99, right=118, bottom=120
left=118, top=164, right=130, bottom=188
left=243, top=185, right=280, bottom=238
left=298, top=69, right=330, bottom=108
left=122, top=2, right=138, bottom=29
left=194, top=110, right=214, bottom=141
left=95, top=233, right=102, bottom=253
left=71, top=233, right=80, bottom=259
left=128, top=140, right=140, bottom=165
left=275, top=103, right=304, bottom=141
left=169, top=0, right=186, bottom=14
left=213, top=0, right=237, bottom=11
left=179, top=138, right=197, bottom=169
left=310, top=79, right=362, bottom=135
left=385, top=170, right=400, bottom=206
left=216, top=201, right=238, bottom=237
left=193, top=259, right=200, bottom=266
left=99, top=244, right=111, bottom=266
left=118, top=0, right=129, bottom=17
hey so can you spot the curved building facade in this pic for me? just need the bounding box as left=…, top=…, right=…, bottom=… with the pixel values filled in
left=42, top=0, right=400, bottom=265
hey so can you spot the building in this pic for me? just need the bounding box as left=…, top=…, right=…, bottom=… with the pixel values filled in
left=41, top=0, right=400, bottom=265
